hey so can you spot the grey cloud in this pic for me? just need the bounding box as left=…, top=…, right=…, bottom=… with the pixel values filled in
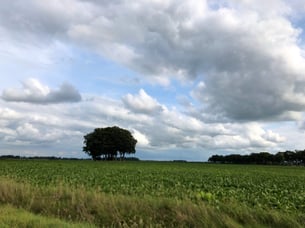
left=0, top=93, right=288, bottom=159
left=0, top=100, right=87, bottom=157
left=2, top=79, right=81, bottom=104
left=47, top=83, right=82, bottom=103
left=0, top=0, right=96, bottom=42
left=193, top=68, right=305, bottom=121
left=67, top=1, right=305, bottom=121
left=1, top=1, right=305, bottom=120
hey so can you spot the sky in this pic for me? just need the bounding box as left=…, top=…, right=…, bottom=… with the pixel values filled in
left=1, top=0, right=305, bottom=161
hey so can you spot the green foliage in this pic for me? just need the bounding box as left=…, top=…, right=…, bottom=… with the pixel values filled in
left=83, top=126, right=137, bottom=160
left=0, top=160, right=304, bottom=215
left=0, top=177, right=304, bottom=227
left=0, top=204, right=94, bottom=228
left=209, top=150, right=305, bottom=165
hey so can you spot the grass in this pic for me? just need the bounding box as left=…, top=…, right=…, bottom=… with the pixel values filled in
left=0, top=204, right=94, bottom=228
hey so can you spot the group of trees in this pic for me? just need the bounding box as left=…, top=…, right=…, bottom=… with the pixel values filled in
left=0, top=126, right=137, bottom=162
left=82, top=125, right=305, bottom=165
left=208, top=150, right=305, bottom=165
left=83, top=126, right=137, bottom=160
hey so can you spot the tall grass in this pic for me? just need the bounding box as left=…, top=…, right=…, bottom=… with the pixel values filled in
left=0, top=204, right=94, bottom=228
left=0, top=178, right=304, bottom=227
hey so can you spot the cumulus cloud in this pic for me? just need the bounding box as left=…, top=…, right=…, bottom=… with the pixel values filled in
left=131, top=129, right=150, bottom=147
left=0, top=90, right=290, bottom=159
left=122, top=89, right=163, bottom=114
left=16, top=123, right=40, bottom=141
left=2, top=78, right=82, bottom=104
left=1, top=0, right=305, bottom=121
left=120, top=90, right=286, bottom=151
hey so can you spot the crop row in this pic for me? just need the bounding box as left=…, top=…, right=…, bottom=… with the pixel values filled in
left=0, top=160, right=304, bottom=213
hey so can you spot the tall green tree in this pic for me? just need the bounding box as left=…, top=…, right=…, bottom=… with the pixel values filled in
left=83, top=126, right=137, bottom=160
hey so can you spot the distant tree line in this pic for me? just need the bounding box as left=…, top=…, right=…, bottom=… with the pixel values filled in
left=0, top=155, right=140, bottom=161
left=0, top=155, right=89, bottom=160
left=208, top=150, right=305, bottom=165
left=0, top=155, right=87, bottom=160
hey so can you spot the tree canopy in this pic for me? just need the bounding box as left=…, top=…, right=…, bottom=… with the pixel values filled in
left=83, top=126, right=137, bottom=160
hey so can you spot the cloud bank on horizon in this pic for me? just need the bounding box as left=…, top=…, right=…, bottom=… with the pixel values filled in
left=0, top=0, right=305, bottom=160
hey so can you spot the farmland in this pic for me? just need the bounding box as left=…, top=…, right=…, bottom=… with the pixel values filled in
left=0, top=160, right=304, bottom=227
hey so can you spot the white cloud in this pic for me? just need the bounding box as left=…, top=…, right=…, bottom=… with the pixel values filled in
left=2, top=78, right=82, bottom=104
left=0, top=87, right=288, bottom=159
left=0, top=108, right=21, bottom=120
left=122, top=89, right=163, bottom=114
left=16, top=123, right=40, bottom=140
left=131, top=129, right=150, bottom=147
left=67, top=0, right=305, bottom=120
left=202, top=123, right=286, bottom=150
left=264, top=130, right=286, bottom=143
left=1, top=0, right=305, bottom=120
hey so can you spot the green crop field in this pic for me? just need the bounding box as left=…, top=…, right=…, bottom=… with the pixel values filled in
left=0, top=160, right=304, bottom=227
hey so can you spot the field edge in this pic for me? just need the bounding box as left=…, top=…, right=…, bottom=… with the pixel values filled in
left=0, top=178, right=304, bottom=227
